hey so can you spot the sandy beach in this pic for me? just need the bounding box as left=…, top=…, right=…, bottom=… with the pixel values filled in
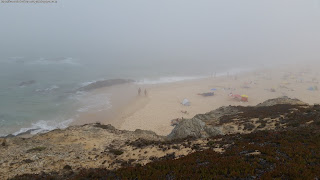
left=73, top=65, right=320, bottom=136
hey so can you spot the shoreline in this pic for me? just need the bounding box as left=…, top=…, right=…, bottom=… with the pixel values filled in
left=1, top=63, right=259, bottom=138
left=6, top=64, right=320, bottom=138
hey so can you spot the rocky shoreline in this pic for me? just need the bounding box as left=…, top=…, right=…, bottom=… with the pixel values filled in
left=76, top=79, right=135, bottom=92
left=1, top=97, right=320, bottom=179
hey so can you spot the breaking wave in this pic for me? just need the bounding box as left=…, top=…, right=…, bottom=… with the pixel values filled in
left=35, top=85, right=59, bottom=93
left=12, top=118, right=73, bottom=136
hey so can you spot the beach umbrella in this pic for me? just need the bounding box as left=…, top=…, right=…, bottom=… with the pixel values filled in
left=241, top=95, right=248, bottom=98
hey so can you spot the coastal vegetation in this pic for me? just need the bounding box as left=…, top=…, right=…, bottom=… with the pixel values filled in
left=11, top=125, right=320, bottom=179
left=10, top=98, right=320, bottom=179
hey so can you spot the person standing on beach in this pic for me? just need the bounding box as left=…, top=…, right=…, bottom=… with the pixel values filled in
left=138, top=88, right=141, bottom=95
left=144, top=89, right=147, bottom=96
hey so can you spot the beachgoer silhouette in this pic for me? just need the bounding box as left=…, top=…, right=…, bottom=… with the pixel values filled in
left=144, top=89, right=147, bottom=96
left=138, top=88, right=141, bottom=95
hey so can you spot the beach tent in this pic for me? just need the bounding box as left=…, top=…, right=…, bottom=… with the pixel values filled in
left=182, top=99, right=190, bottom=106
left=234, top=94, right=242, bottom=99
left=229, top=93, right=242, bottom=101
left=241, top=95, right=248, bottom=102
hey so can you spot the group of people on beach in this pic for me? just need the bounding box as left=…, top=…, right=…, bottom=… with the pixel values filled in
left=138, top=88, right=147, bottom=96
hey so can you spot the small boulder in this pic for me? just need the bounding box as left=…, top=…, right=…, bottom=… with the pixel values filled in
left=0, top=138, right=7, bottom=146
left=167, top=118, right=222, bottom=140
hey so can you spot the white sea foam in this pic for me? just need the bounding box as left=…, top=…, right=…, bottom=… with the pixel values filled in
left=135, top=76, right=206, bottom=85
left=70, top=91, right=112, bottom=113
left=35, top=85, right=59, bottom=93
left=80, top=81, right=96, bottom=87
left=79, top=78, right=106, bottom=87
left=12, top=118, right=73, bottom=136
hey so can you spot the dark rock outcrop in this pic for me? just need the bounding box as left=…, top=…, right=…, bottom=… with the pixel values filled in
left=168, top=105, right=241, bottom=140
left=194, top=106, right=239, bottom=123
left=167, top=97, right=307, bottom=140
left=167, top=118, right=222, bottom=140
left=18, top=80, right=35, bottom=87
left=77, top=79, right=134, bottom=91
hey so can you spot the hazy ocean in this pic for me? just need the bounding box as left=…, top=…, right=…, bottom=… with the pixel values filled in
left=0, top=57, right=255, bottom=137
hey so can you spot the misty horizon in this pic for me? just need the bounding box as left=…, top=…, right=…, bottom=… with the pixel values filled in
left=1, top=0, right=320, bottom=67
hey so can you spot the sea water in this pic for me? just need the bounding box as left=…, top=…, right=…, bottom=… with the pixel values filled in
left=0, top=56, right=255, bottom=137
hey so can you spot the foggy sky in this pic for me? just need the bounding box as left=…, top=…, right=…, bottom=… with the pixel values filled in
left=1, top=0, right=320, bottom=65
